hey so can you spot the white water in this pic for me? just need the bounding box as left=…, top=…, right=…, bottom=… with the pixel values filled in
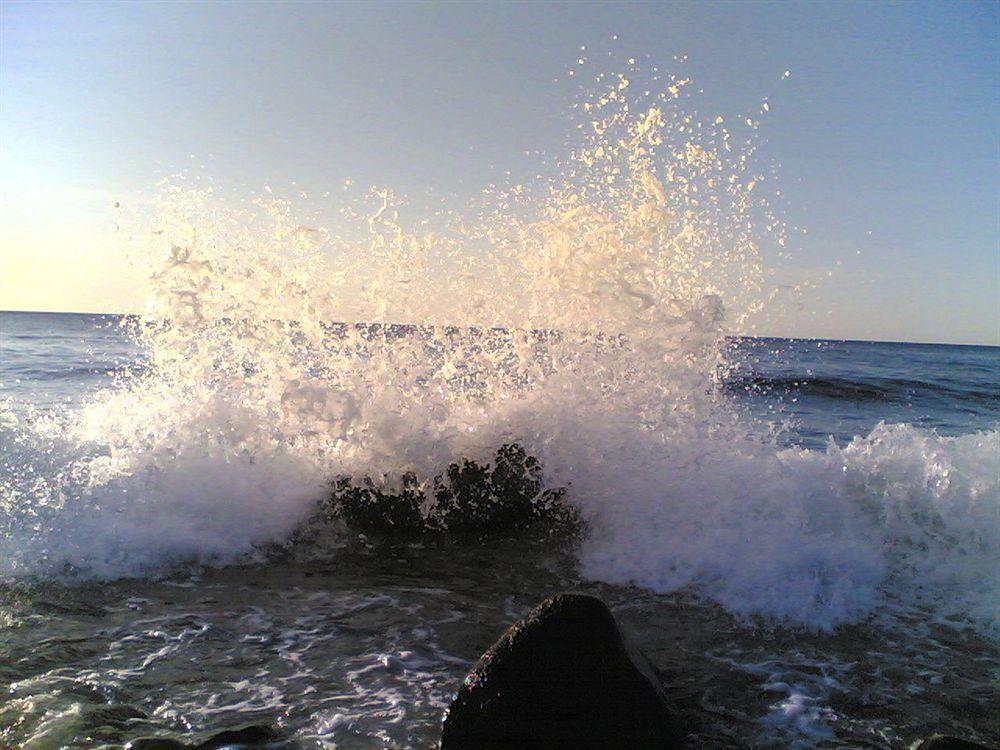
left=1, top=67, right=997, bottom=634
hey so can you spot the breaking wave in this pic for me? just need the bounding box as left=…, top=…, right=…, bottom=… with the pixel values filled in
left=727, top=374, right=1000, bottom=406
left=1, top=63, right=997, bottom=634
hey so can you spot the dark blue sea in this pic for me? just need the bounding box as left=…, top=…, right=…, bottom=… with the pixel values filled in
left=726, top=335, right=999, bottom=448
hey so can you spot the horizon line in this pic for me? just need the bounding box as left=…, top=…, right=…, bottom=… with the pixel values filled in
left=2, top=308, right=997, bottom=349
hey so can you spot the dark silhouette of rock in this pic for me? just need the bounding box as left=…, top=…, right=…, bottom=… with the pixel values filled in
left=195, top=726, right=279, bottom=749
left=440, top=593, right=683, bottom=750
left=324, top=443, right=579, bottom=537
left=125, top=724, right=280, bottom=750
left=125, top=740, right=186, bottom=750
left=915, top=735, right=997, bottom=750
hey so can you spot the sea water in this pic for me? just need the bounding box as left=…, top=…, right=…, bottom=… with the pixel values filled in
left=1, top=62, right=998, bottom=749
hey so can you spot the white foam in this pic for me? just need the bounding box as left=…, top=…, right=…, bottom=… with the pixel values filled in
left=1, top=64, right=996, bottom=635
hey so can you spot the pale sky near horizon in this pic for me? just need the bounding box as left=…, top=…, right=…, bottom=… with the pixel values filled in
left=1, top=0, right=997, bottom=344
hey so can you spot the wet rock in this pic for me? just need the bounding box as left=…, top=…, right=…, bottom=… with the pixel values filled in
left=195, top=726, right=280, bottom=749
left=125, top=740, right=186, bottom=750
left=915, top=735, right=996, bottom=750
left=323, top=443, right=579, bottom=538
left=440, top=593, right=683, bottom=750
left=125, top=724, right=280, bottom=750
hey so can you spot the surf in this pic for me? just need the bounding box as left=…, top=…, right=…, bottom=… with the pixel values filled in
left=0, top=64, right=996, bottom=636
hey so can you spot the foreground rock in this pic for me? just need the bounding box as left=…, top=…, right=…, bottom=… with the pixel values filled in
left=915, top=735, right=996, bottom=750
left=125, top=725, right=281, bottom=750
left=440, top=593, right=683, bottom=749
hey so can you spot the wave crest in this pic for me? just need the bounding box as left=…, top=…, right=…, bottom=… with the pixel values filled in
left=1, top=64, right=996, bottom=634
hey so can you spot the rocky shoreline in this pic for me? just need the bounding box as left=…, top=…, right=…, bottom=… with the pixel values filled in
left=124, top=593, right=995, bottom=750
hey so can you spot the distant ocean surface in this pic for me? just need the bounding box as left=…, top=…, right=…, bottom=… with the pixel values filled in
left=4, top=311, right=997, bottom=447
left=1, top=311, right=998, bottom=749
left=0, top=312, right=1000, bottom=448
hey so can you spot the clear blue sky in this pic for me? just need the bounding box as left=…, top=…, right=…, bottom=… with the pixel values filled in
left=2, top=0, right=997, bottom=344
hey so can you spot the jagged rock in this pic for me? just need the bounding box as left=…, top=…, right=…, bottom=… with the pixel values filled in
left=440, top=593, right=683, bottom=750
left=324, top=443, right=579, bottom=538
left=125, top=725, right=280, bottom=750
left=915, top=735, right=997, bottom=750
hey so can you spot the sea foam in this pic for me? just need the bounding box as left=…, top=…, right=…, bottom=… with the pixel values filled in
left=1, top=64, right=996, bottom=634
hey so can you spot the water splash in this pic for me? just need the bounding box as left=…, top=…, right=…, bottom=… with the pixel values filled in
left=1, top=64, right=996, bottom=633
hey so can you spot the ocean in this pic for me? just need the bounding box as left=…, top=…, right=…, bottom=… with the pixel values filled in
left=2, top=61, right=998, bottom=749
left=1, top=310, right=997, bottom=749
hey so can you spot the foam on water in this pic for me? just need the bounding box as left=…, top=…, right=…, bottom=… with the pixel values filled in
left=580, top=423, right=999, bottom=631
left=0, top=64, right=997, bottom=634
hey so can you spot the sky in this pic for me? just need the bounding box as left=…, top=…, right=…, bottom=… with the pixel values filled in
left=1, top=0, right=997, bottom=345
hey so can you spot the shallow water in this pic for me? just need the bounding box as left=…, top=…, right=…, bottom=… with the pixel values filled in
left=3, top=541, right=998, bottom=749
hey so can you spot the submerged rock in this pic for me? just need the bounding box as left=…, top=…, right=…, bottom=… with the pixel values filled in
left=440, top=593, right=683, bottom=749
left=915, top=735, right=997, bottom=750
left=125, top=724, right=280, bottom=750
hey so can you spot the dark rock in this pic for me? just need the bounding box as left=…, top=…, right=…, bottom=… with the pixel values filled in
left=125, top=740, right=186, bottom=750
left=324, top=443, right=579, bottom=538
left=125, top=725, right=280, bottom=750
left=915, top=735, right=997, bottom=750
left=194, top=725, right=280, bottom=749
left=440, top=593, right=683, bottom=750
